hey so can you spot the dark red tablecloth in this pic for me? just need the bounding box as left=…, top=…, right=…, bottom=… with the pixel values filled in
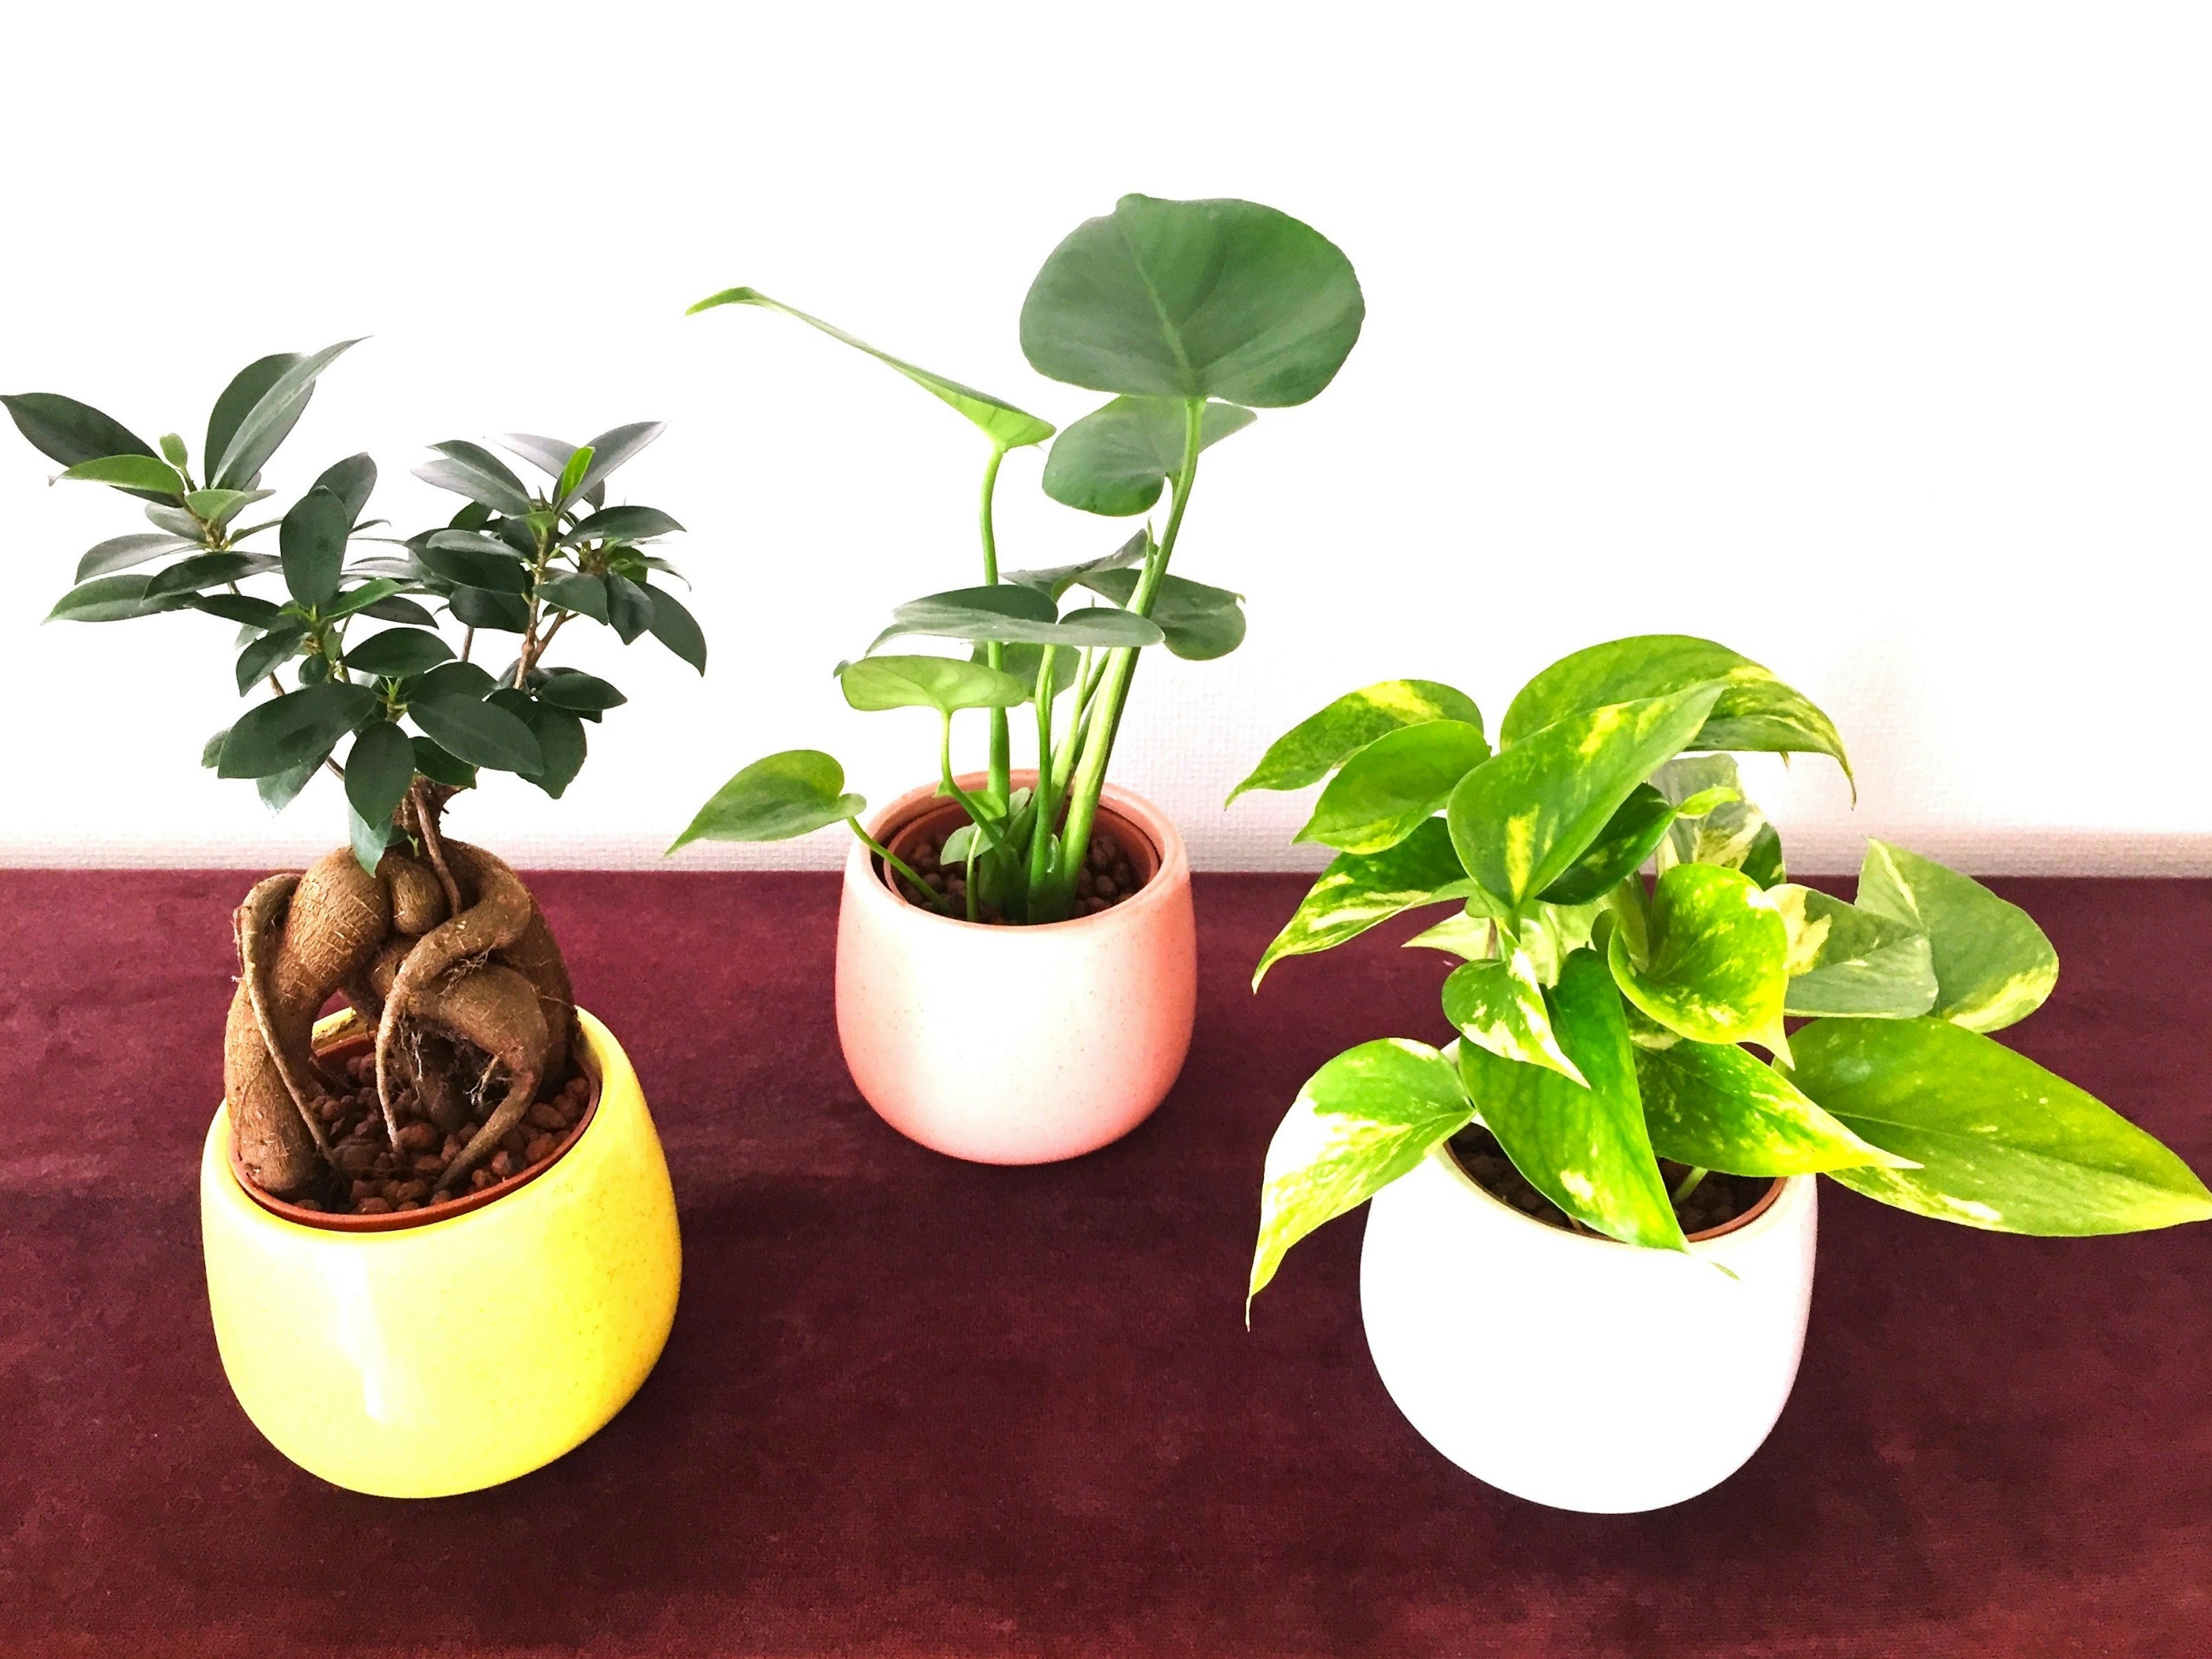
left=1, top=870, right=2206, bottom=1657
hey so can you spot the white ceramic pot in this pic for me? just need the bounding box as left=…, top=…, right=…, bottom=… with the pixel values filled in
left=834, top=772, right=1197, bottom=1164
left=1360, top=1136, right=1817, bottom=1513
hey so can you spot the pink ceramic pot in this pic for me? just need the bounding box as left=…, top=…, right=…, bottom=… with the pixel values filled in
left=836, top=771, right=1197, bottom=1164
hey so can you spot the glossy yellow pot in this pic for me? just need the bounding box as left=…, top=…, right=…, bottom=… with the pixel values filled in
left=199, top=1007, right=680, bottom=1498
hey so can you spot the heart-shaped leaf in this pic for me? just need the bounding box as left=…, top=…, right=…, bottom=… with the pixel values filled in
left=1449, top=683, right=1724, bottom=910
left=1249, top=1038, right=1471, bottom=1308
left=217, top=681, right=377, bottom=778
left=689, top=288, right=1054, bottom=450
left=669, top=749, right=867, bottom=850
left=1771, top=884, right=1938, bottom=1018
left=1637, top=1037, right=1909, bottom=1175
left=1459, top=948, right=1685, bottom=1250
left=345, top=627, right=454, bottom=679
left=1230, top=680, right=1483, bottom=802
left=1442, top=946, right=1586, bottom=1085
left=1077, top=568, right=1246, bottom=661
left=1041, top=396, right=1256, bottom=516
left=1296, top=719, right=1492, bottom=855
left=1855, top=841, right=2056, bottom=1033
left=839, top=654, right=1033, bottom=715
left=1608, top=863, right=1790, bottom=1056
left=875, top=584, right=1165, bottom=650
left=1253, top=817, right=1478, bottom=986
left=1006, top=531, right=1149, bottom=601
left=1021, top=195, right=1365, bottom=407
left=1501, top=634, right=1851, bottom=789
left=1790, top=1017, right=2212, bottom=1234
left=211, top=340, right=361, bottom=489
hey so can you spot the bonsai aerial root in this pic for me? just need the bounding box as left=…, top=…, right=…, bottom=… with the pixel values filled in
left=222, top=802, right=577, bottom=1205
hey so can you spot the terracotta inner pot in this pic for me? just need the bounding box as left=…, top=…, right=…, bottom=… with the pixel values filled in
left=229, top=1027, right=600, bottom=1234
left=877, top=793, right=1163, bottom=915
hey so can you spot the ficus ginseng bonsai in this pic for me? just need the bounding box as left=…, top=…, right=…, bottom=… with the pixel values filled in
left=1232, top=636, right=2212, bottom=1306
left=667, top=194, right=1363, bottom=923
left=7, top=347, right=706, bottom=1212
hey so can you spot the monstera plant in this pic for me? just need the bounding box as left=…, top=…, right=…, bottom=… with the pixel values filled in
left=1236, top=637, right=2212, bottom=1304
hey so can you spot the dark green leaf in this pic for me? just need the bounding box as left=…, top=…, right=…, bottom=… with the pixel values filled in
left=217, top=681, right=376, bottom=778
left=489, top=690, right=585, bottom=796
left=564, top=503, right=683, bottom=546
left=1231, top=680, right=1484, bottom=802
left=535, top=669, right=626, bottom=712
left=47, top=574, right=194, bottom=623
left=1296, top=719, right=1491, bottom=854
left=421, top=531, right=531, bottom=592
left=1637, top=1038, right=1907, bottom=1175
left=1793, top=1017, right=2212, bottom=1234
left=5, top=391, right=158, bottom=468
left=313, top=453, right=377, bottom=523
left=1042, top=396, right=1256, bottom=515
left=75, top=533, right=197, bottom=582
left=689, top=289, right=1054, bottom=449
left=540, top=573, right=608, bottom=622
left=211, top=341, right=361, bottom=489
left=669, top=749, right=866, bottom=850
left=201, top=728, right=229, bottom=768
left=257, top=755, right=323, bottom=814
left=415, top=440, right=535, bottom=516
left=1855, top=841, right=2057, bottom=1033
left=1253, top=817, right=1479, bottom=986
left=343, top=719, right=416, bottom=869
left=408, top=687, right=543, bottom=774
left=410, top=734, right=477, bottom=790
left=604, top=573, right=654, bottom=642
left=1448, top=683, right=1724, bottom=909
left=574, top=421, right=665, bottom=502
left=449, top=586, right=531, bottom=632
left=643, top=581, right=706, bottom=672
left=204, top=354, right=300, bottom=487
left=412, top=660, right=495, bottom=700
left=1459, top=948, right=1685, bottom=1249
left=1537, top=784, right=1677, bottom=905
left=142, top=551, right=279, bottom=598
left=1249, top=1039, right=1471, bottom=1305
left=357, top=593, right=437, bottom=626
left=1078, top=568, right=1246, bottom=660
left=1021, top=194, right=1365, bottom=407
left=279, top=488, right=349, bottom=609
left=323, top=579, right=408, bottom=619
left=235, top=621, right=309, bottom=692
left=346, top=627, right=454, bottom=678
left=191, top=592, right=283, bottom=627
left=143, top=503, right=204, bottom=539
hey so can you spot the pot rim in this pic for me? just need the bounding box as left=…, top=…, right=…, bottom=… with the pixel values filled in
left=847, top=769, right=1190, bottom=937
left=1435, top=1118, right=1798, bottom=1251
left=227, top=1009, right=599, bottom=1234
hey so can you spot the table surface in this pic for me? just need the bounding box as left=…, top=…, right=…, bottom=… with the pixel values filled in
left=1, top=869, right=2207, bottom=1658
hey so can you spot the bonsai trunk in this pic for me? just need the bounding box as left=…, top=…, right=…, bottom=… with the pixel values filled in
left=224, top=786, right=577, bottom=1205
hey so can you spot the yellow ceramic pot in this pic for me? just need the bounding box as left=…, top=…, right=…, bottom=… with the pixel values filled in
left=199, top=1007, right=681, bottom=1497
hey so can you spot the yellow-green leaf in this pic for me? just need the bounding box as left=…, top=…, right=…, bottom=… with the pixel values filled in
left=1855, top=842, right=2057, bottom=1033
left=1608, top=863, right=1790, bottom=1056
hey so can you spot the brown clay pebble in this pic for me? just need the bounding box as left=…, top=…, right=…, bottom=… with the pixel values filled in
left=1094, top=875, right=1117, bottom=900
left=411, top=1153, right=444, bottom=1176
left=1089, top=839, right=1114, bottom=872
left=471, top=1168, right=495, bottom=1191
left=396, top=1200, right=421, bottom=1212
left=396, top=1121, right=437, bottom=1153
left=499, top=1126, right=529, bottom=1156
left=356, top=1197, right=393, bottom=1215
left=490, top=1150, right=517, bottom=1178
left=350, top=1179, right=378, bottom=1202
left=527, top=1101, right=565, bottom=1132
left=389, top=1179, right=429, bottom=1202
left=525, top=1132, right=557, bottom=1164
left=294, top=1198, right=324, bottom=1213
left=317, top=1095, right=344, bottom=1122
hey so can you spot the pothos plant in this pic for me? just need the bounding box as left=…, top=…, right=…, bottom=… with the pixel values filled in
left=7, top=346, right=706, bottom=1209
left=668, top=195, right=1364, bottom=923
left=1232, top=637, right=2212, bottom=1309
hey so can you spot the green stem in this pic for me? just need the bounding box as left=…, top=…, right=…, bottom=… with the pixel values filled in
left=1054, top=402, right=1204, bottom=900
left=844, top=817, right=950, bottom=914
left=938, top=715, right=1011, bottom=862
left=1672, top=1165, right=1710, bottom=1204
left=978, top=444, right=1012, bottom=813
left=1028, top=643, right=1062, bottom=895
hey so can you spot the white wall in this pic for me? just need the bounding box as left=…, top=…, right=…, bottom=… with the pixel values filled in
left=3, top=4, right=2206, bottom=874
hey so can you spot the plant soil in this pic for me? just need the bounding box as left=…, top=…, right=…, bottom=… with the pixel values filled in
left=893, top=824, right=1148, bottom=924
left=1448, top=1123, right=1780, bottom=1240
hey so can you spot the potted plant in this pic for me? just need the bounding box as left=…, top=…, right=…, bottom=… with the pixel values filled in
left=6, top=347, right=707, bottom=1496
left=1233, top=637, right=2212, bottom=1513
left=668, top=194, right=1365, bottom=1164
